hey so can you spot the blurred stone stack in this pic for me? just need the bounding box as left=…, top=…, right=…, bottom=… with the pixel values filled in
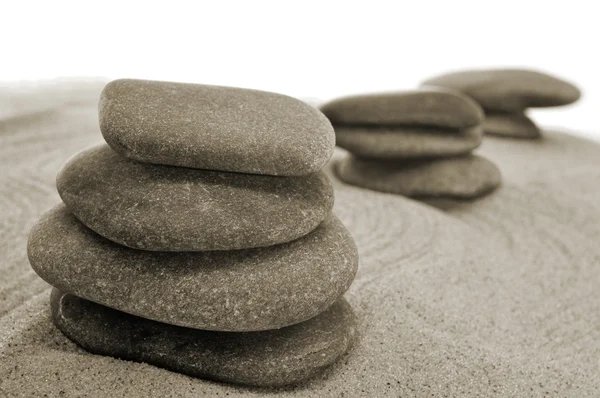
left=320, top=89, right=502, bottom=199
left=422, top=68, right=581, bottom=139
left=27, top=79, right=359, bottom=387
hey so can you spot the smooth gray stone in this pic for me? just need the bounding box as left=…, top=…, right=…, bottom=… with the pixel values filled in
left=483, top=113, right=541, bottom=139
left=50, top=289, right=357, bottom=387
left=319, top=88, right=484, bottom=129
left=57, top=144, right=334, bottom=251
left=336, top=154, right=501, bottom=199
left=28, top=205, right=359, bottom=332
left=422, top=69, right=581, bottom=112
left=99, top=79, right=335, bottom=176
left=334, top=124, right=482, bottom=159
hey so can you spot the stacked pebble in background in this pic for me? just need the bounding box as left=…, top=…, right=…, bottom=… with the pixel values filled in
left=27, top=79, right=359, bottom=387
left=422, top=68, right=581, bottom=139
left=320, top=88, right=502, bottom=199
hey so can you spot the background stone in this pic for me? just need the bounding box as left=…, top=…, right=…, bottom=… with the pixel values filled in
left=423, top=69, right=581, bottom=111
left=334, top=124, right=482, bottom=159
left=483, top=113, right=541, bottom=139
left=320, top=88, right=484, bottom=128
left=336, top=154, right=501, bottom=199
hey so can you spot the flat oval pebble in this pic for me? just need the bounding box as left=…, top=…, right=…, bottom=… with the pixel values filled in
left=320, top=88, right=484, bottom=129
left=28, top=205, right=359, bottom=332
left=334, top=124, right=482, bottom=159
left=99, top=79, right=335, bottom=176
left=51, top=289, right=357, bottom=387
left=57, top=144, right=334, bottom=251
left=422, top=69, right=581, bottom=112
left=483, top=113, right=541, bottom=139
left=336, top=154, right=501, bottom=199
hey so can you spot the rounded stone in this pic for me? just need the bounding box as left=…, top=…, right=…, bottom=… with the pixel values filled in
left=28, top=205, right=359, bottom=332
left=57, top=144, right=334, bottom=252
left=334, top=124, right=482, bottom=159
left=319, top=88, right=484, bottom=129
left=422, top=68, right=581, bottom=112
left=99, top=79, right=335, bottom=176
left=336, top=154, right=501, bottom=199
left=50, top=289, right=357, bottom=387
left=483, top=113, right=541, bottom=139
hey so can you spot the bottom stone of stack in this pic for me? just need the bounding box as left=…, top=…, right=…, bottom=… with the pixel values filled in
left=483, top=113, right=541, bottom=139
left=50, top=288, right=357, bottom=387
left=336, top=154, right=501, bottom=199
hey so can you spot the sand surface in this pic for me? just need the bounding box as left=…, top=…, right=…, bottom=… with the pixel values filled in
left=1, top=84, right=600, bottom=397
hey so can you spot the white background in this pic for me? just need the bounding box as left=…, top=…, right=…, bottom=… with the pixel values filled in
left=2, top=1, right=599, bottom=139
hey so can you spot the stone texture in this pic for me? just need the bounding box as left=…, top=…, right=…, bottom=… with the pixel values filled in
left=28, top=205, right=358, bottom=332
left=336, top=154, right=501, bottom=199
left=320, top=88, right=484, bottom=128
left=50, top=289, right=357, bottom=387
left=422, top=68, right=581, bottom=112
left=99, top=79, right=335, bottom=176
left=483, top=113, right=541, bottom=139
left=57, top=144, right=334, bottom=251
left=334, top=124, right=482, bottom=159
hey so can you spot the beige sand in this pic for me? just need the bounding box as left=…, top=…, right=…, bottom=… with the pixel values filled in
left=2, top=84, right=600, bottom=397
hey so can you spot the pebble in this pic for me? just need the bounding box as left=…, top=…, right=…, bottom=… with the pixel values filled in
left=334, top=124, right=482, bottom=159
left=319, top=88, right=484, bottom=128
left=336, top=154, right=501, bottom=199
left=99, top=79, right=335, bottom=176
left=51, top=289, right=357, bottom=387
left=422, top=68, right=581, bottom=112
left=29, top=205, right=359, bottom=332
left=57, top=144, right=334, bottom=251
left=483, top=113, right=541, bottom=139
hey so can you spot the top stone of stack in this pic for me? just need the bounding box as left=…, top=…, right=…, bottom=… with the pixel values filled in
left=319, top=88, right=484, bottom=129
left=99, top=79, right=335, bottom=176
left=422, top=68, right=581, bottom=112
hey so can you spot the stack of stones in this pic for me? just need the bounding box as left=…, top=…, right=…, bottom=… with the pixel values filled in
left=422, top=68, right=581, bottom=139
left=27, top=79, right=359, bottom=387
left=320, top=88, right=502, bottom=199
